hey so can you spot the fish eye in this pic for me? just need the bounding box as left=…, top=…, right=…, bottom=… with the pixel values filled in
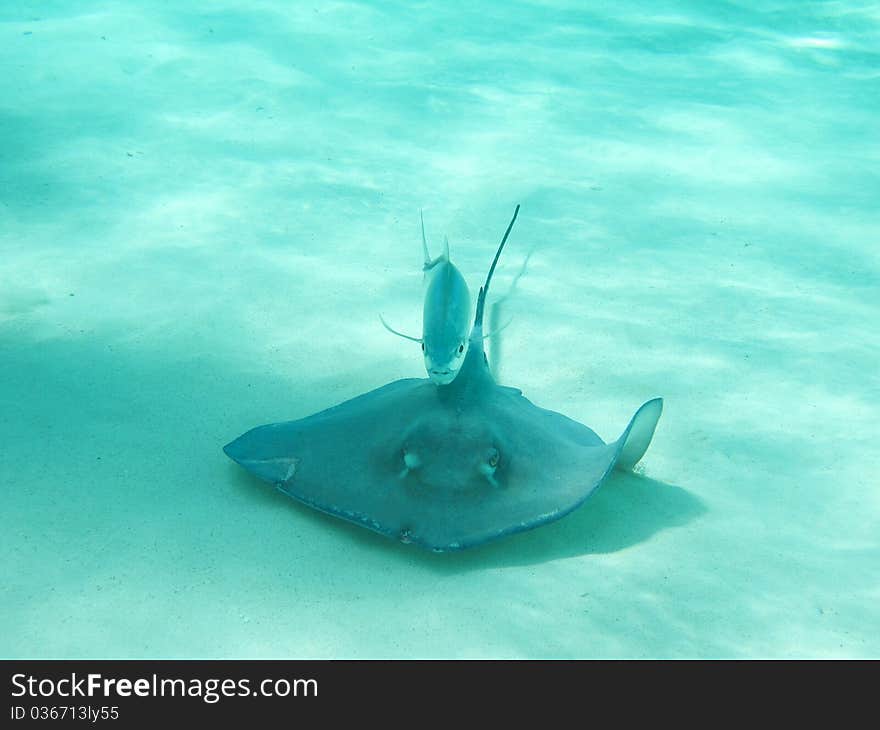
left=421, top=342, right=425, bottom=352
left=458, top=343, right=464, bottom=354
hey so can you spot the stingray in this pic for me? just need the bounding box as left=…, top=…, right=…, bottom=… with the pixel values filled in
left=224, top=206, right=663, bottom=552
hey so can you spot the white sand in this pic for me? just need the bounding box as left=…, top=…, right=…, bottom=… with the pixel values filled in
left=1, top=1, right=877, bottom=657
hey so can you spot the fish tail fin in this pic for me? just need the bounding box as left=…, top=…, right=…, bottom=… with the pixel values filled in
left=421, top=211, right=446, bottom=272
left=420, top=209, right=431, bottom=268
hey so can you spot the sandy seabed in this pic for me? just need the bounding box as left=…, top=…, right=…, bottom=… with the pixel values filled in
left=1, top=1, right=877, bottom=657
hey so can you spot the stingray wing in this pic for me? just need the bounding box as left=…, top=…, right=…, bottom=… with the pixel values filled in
left=224, top=378, right=661, bottom=551
left=396, top=392, right=660, bottom=550
left=223, top=378, right=423, bottom=485
left=224, top=377, right=446, bottom=541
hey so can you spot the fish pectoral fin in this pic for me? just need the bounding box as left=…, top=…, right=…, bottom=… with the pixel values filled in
left=481, top=315, right=513, bottom=341
left=379, top=313, right=422, bottom=343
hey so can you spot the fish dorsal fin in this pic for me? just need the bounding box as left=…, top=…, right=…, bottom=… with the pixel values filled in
left=472, top=204, right=520, bottom=340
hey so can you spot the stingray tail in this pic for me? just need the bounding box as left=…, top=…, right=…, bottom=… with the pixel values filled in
left=616, top=398, right=663, bottom=470
left=473, top=204, right=520, bottom=338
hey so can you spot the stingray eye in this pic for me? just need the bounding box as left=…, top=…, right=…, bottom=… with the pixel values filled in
left=457, top=343, right=465, bottom=355
left=402, top=448, right=421, bottom=469
left=399, top=447, right=422, bottom=479
left=421, top=342, right=425, bottom=352
left=479, top=447, right=501, bottom=488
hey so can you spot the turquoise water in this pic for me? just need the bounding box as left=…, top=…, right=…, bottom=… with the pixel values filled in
left=2, top=1, right=877, bottom=657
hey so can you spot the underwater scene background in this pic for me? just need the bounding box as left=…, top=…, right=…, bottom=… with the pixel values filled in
left=1, top=1, right=877, bottom=657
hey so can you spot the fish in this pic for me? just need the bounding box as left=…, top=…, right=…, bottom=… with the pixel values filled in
left=381, top=211, right=472, bottom=384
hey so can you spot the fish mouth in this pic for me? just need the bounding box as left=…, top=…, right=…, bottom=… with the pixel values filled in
left=429, top=368, right=456, bottom=385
